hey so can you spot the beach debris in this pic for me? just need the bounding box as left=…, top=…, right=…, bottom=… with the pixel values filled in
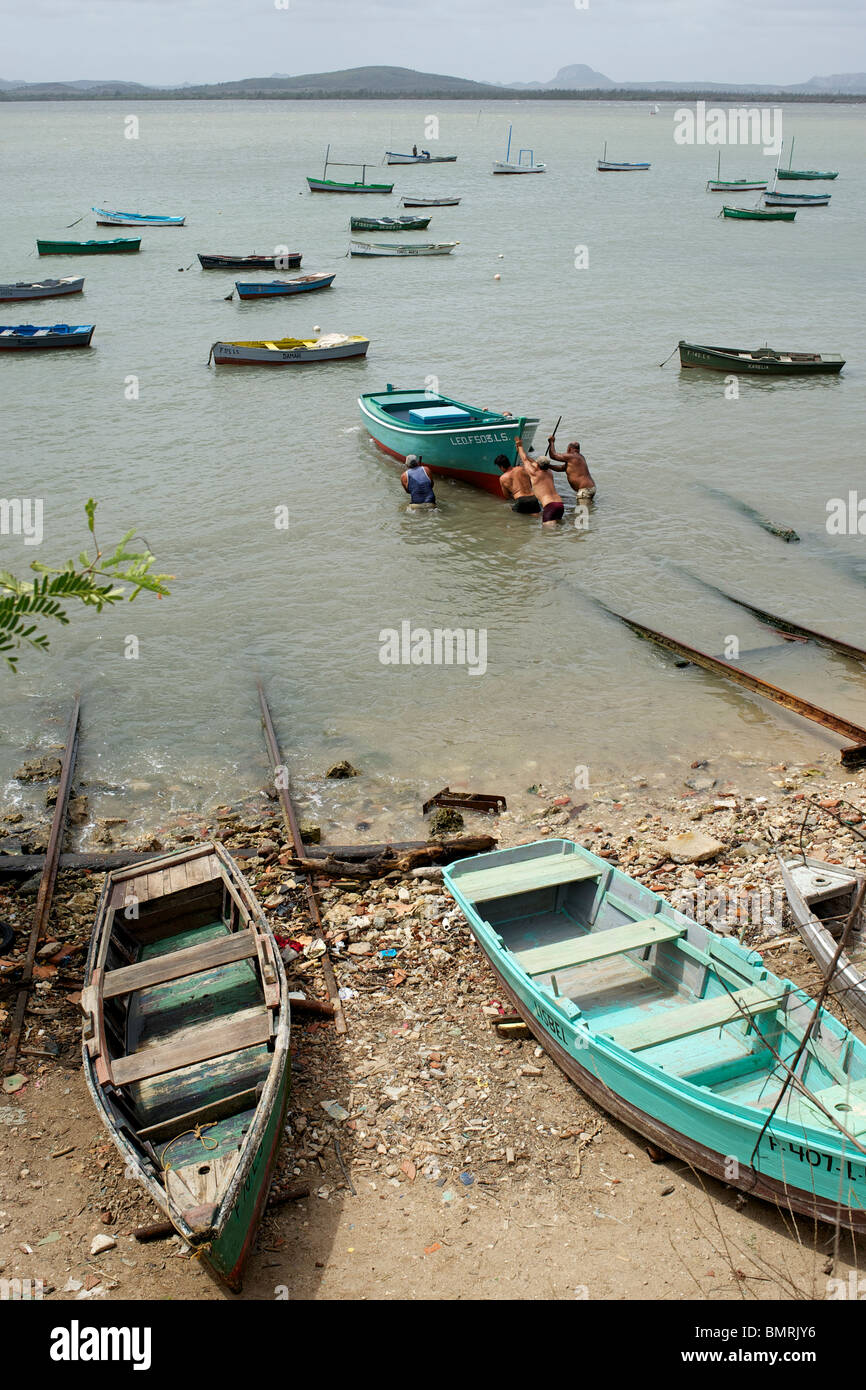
left=422, top=787, right=508, bottom=815
left=326, top=761, right=360, bottom=779
left=427, top=807, right=465, bottom=835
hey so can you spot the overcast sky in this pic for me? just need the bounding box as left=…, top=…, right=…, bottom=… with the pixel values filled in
left=2, top=0, right=864, bottom=86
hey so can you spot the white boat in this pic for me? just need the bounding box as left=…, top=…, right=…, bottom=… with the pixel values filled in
left=92, top=207, right=185, bottom=226
left=779, top=854, right=866, bottom=1030
left=385, top=151, right=457, bottom=164
left=0, top=276, right=84, bottom=302
left=597, top=142, right=650, bottom=172
left=349, top=240, right=458, bottom=257
left=493, top=124, right=545, bottom=174
left=764, top=190, right=831, bottom=208
left=402, top=196, right=461, bottom=207
left=208, top=333, right=369, bottom=366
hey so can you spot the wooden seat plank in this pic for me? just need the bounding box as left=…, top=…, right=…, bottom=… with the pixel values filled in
left=103, top=930, right=259, bottom=998
left=456, top=855, right=601, bottom=904
left=516, top=917, right=682, bottom=977
left=607, top=984, right=784, bottom=1053
left=112, top=1010, right=270, bottom=1087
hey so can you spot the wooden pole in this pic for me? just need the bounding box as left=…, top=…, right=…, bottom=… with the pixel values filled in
left=3, top=695, right=80, bottom=1074
left=256, top=682, right=346, bottom=1034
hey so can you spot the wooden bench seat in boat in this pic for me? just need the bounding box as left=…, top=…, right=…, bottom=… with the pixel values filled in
left=111, top=1007, right=273, bottom=1087
left=606, top=983, right=785, bottom=1053
left=103, top=931, right=259, bottom=999
left=515, top=917, right=683, bottom=978
left=781, top=1077, right=866, bottom=1138
left=454, top=856, right=601, bottom=904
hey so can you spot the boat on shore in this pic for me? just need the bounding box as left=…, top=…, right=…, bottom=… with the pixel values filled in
left=209, top=334, right=369, bottom=365
left=0, top=323, right=94, bottom=349
left=37, top=238, right=140, bottom=255
left=678, top=340, right=844, bottom=375
left=349, top=240, right=457, bottom=257
left=307, top=145, right=393, bottom=194
left=402, top=196, right=460, bottom=207
left=0, top=276, right=84, bottom=301
left=779, top=854, right=866, bottom=1031
left=764, top=191, right=831, bottom=208
left=385, top=151, right=457, bottom=164
left=722, top=205, right=796, bottom=222
left=198, top=252, right=302, bottom=270
left=443, top=836, right=866, bottom=1235
left=598, top=142, right=650, bottom=171
left=92, top=207, right=185, bottom=226
left=350, top=215, right=431, bottom=231
left=493, top=124, right=545, bottom=174
left=81, top=842, right=290, bottom=1293
left=233, top=272, right=335, bottom=299
left=358, top=385, right=539, bottom=495
left=706, top=153, right=767, bottom=192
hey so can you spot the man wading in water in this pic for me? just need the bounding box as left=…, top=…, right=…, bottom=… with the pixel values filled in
left=515, top=440, right=565, bottom=524
left=495, top=452, right=540, bottom=514
left=544, top=433, right=596, bottom=500
left=401, top=454, right=436, bottom=506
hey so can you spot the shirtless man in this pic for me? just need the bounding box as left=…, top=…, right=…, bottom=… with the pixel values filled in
left=515, top=440, right=564, bottom=523
left=495, top=452, right=540, bottom=514
left=544, top=434, right=596, bottom=499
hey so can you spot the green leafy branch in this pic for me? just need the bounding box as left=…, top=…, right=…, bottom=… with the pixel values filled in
left=0, top=500, right=173, bottom=672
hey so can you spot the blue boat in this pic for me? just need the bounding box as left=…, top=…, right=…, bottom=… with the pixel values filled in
left=444, top=836, right=866, bottom=1234
left=233, top=273, right=335, bottom=299
left=93, top=207, right=186, bottom=226
left=0, top=323, right=94, bottom=350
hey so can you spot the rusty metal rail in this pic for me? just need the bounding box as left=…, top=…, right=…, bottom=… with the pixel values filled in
left=698, top=582, right=866, bottom=666
left=256, top=682, right=346, bottom=1035
left=606, top=609, right=866, bottom=769
left=3, top=695, right=81, bottom=1074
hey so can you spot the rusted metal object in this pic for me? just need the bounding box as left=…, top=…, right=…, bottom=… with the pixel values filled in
left=3, top=695, right=81, bottom=1074
left=256, top=682, right=346, bottom=1035
left=608, top=609, right=866, bottom=768
left=705, top=584, right=866, bottom=666
left=422, top=786, right=507, bottom=815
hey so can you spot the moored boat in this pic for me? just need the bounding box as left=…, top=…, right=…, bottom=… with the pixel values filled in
left=764, top=191, right=831, bottom=207
left=37, top=238, right=140, bottom=255
left=81, top=842, right=290, bottom=1292
left=0, top=276, right=84, bottom=301
left=706, top=153, right=766, bottom=192
left=350, top=215, right=431, bottom=231
left=307, top=145, right=393, bottom=194
left=349, top=240, right=457, bottom=257
left=779, top=854, right=866, bottom=1031
left=385, top=151, right=457, bottom=164
left=402, top=196, right=460, bottom=207
left=678, top=340, right=844, bottom=374
left=233, top=272, right=335, bottom=299
left=0, top=323, right=94, bottom=349
left=443, top=836, right=866, bottom=1235
left=358, top=385, right=539, bottom=495
left=209, top=334, right=369, bottom=365
left=598, top=142, right=649, bottom=171
left=198, top=252, right=302, bottom=270
left=722, top=205, right=796, bottom=221
left=493, top=123, right=545, bottom=174
left=93, top=207, right=185, bottom=226
left=776, top=137, right=838, bottom=182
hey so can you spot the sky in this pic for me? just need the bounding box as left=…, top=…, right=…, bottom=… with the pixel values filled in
left=2, top=0, right=865, bottom=87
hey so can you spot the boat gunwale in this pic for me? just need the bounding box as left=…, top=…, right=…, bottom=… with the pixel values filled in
left=358, top=392, right=536, bottom=435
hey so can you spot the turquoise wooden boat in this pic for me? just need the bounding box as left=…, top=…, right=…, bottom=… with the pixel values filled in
left=307, top=144, right=393, bottom=194
left=93, top=207, right=185, bottom=226
left=358, top=385, right=540, bottom=495
left=81, top=842, right=290, bottom=1292
left=444, top=837, right=866, bottom=1233
left=37, top=238, right=140, bottom=255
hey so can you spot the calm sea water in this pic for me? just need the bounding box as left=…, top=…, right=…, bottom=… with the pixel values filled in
left=1, top=99, right=864, bottom=836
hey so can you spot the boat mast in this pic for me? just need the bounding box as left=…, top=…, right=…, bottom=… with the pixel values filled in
left=505, top=123, right=513, bottom=164
left=788, top=136, right=795, bottom=171
left=603, top=140, right=607, bottom=162
left=323, top=143, right=330, bottom=180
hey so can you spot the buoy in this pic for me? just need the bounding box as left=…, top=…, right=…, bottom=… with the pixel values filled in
left=313, top=325, right=321, bottom=333
left=493, top=274, right=501, bottom=281
left=498, top=253, right=504, bottom=258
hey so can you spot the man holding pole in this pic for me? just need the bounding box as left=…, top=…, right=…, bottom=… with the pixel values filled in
left=543, top=427, right=596, bottom=500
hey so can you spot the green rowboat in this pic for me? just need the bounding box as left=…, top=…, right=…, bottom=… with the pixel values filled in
left=359, top=385, right=539, bottom=495
left=722, top=205, right=796, bottom=222
left=82, top=842, right=291, bottom=1292
left=307, top=144, right=393, bottom=194
left=444, top=837, right=866, bottom=1234
left=777, top=137, right=838, bottom=181
left=678, top=340, right=844, bottom=375
left=37, top=238, right=141, bottom=254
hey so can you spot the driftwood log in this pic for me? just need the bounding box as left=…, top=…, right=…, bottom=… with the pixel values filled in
left=283, top=835, right=496, bottom=880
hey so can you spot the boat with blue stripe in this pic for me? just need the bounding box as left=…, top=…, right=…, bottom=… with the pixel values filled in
left=93, top=207, right=186, bottom=226
left=234, top=273, right=335, bottom=299
left=0, top=323, right=94, bottom=349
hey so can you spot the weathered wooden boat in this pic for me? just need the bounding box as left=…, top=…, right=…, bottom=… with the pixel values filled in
left=678, top=340, right=845, bottom=375
left=198, top=252, right=302, bottom=270
left=37, top=238, right=140, bottom=255
left=350, top=215, right=431, bottom=231
left=385, top=151, right=457, bottom=164
left=598, top=142, right=649, bottom=171
left=722, top=205, right=796, bottom=221
left=81, top=842, right=290, bottom=1292
left=0, top=276, right=84, bottom=301
left=779, top=854, right=866, bottom=1032
left=209, top=334, right=369, bottom=366
left=402, top=196, right=460, bottom=207
left=349, top=240, right=457, bottom=257
left=706, top=152, right=767, bottom=192
left=358, top=385, right=539, bottom=495
left=0, top=323, right=94, bottom=349
left=92, top=207, right=185, bottom=226
left=764, top=191, right=831, bottom=207
left=776, top=138, right=838, bottom=182
left=234, top=272, right=335, bottom=299
left=444, top=837, right=866, bottom=1234
left=493, top=123, right=545, bottom=174
left=307, top=146, right=393, bottom=194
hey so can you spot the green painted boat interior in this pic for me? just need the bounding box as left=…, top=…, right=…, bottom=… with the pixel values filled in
left=364, top=389, right=514, bottom=428
left=453, top=842, right=864, bottom=1125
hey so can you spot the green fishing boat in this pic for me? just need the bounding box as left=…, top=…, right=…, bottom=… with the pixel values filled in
left=706, top=153, right=767, bottom=192
left=37, top=237, right=141, bottom=255
left=777, top=137, right=838, bottom=181
left=307, top=145, right=393, bottom=195
left=678, top=340, right=844, bottom=374
left=359, top=385, right=539, bottom=495
left=82, top=842, right=290, bottom=1292
left=722, top=205, right=796, bottom=222
left=444, top=837, right=866, bottom=1234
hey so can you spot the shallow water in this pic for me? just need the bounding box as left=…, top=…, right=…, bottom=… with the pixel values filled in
left=2, top=98, right=864, bottom=835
